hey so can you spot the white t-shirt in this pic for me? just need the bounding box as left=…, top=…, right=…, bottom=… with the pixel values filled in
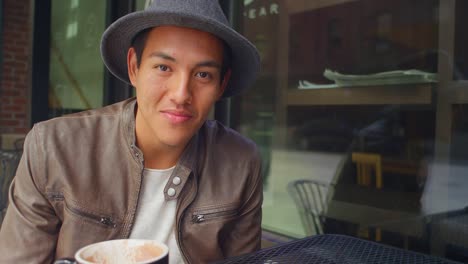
left=129, top=167, right=184, bottom=264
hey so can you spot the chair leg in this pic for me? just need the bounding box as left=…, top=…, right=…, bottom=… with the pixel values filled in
left=357, top=164, right=362, bottom=185
left=364, top=166, right=370, bottom=186
left=358, top=226, right=370, bottom=239
left=376, top=162, right=383, bottom=189
left=375, top=228, right=382, bottom=242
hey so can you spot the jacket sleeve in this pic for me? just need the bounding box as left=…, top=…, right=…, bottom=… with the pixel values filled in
left=0, top=126, right=60, bottom=263
left=222, top=147, right=263, bottom=257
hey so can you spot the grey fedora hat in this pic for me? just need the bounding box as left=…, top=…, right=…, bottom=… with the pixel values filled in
left=101, top=0, right=260, bottom=98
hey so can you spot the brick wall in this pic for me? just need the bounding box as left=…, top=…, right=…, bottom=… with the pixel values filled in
left=0, top=0, right=32, bottom=138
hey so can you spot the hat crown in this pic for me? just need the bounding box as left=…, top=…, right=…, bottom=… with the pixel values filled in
left=147, top=0, right=229, bottom=26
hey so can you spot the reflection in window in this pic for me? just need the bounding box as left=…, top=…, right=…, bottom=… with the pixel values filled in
left=136, top=0, right=153, bottom=11
left=48, top=0, right=106, bottom=118
left=232, top=0, right=468, bottom=262
left=454, top=0, right=468, bottom=80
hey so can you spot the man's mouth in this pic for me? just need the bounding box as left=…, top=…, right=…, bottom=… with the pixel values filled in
left=161, top=110, right=193, bottom=124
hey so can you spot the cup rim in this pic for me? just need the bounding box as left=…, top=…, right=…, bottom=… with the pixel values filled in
left=74, top=239, right=169, bottom=264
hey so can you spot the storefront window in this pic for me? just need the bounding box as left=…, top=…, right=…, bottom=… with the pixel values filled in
left=232, top=0, right=468, bottom=262
left=135, top=0, right=152, bottom=11
left=48, top=0, right=107, bottom=117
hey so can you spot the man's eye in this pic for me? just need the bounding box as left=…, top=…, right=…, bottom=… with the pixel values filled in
left=196, top=72, right=210, bottom=78
left=157, top=65, right=169, bottom=71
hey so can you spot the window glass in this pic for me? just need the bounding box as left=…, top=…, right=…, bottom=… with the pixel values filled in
left=48, top=0, right=106, bottom=117
left=136, top=0, right=152, bottom=11
left=233, top=0, right=468, bottom=262
left=454, top=0, right=468, bottom=80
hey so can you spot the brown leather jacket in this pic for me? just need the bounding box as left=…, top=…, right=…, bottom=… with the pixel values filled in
left=0, top=98, right=263, bottom=263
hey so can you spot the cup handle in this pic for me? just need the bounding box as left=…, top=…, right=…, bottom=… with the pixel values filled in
left=53, top=258, right=77, bottom=264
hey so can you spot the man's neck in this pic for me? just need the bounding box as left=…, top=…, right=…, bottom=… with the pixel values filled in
left=136, top=136, right=185, bottom=169
left=134, top=116, right=186, bottom=170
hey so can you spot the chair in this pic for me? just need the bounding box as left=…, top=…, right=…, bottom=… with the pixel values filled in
left=288, top=179, right=334, bottom=235
left=0, top=146, right=23, bottom=225
left=351, top=152, right=383, bottom=189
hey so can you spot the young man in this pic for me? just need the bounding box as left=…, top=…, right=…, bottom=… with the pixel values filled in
left=0, top=0, right=262, bottom=263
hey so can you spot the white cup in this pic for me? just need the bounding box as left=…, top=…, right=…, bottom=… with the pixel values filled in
left=55, top=239, right=169, bottom=264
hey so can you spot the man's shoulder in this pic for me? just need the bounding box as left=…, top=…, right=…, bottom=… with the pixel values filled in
left=34, top=99, right=133, bottom=130
left=203, top=120, right=255, bottom=143
left=201, top=120, right=259, bottom=156
left=48, top=99, right=132, bottom=120
left=32, top=99, right=134, bottom=141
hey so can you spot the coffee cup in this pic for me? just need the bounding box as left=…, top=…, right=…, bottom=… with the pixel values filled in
left=54, top=239, right=169, bottom=264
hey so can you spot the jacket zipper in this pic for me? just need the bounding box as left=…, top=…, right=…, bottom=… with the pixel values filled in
left=64, top=200, right=116, bottom=228
left=177, top=179, right=197, bottom=264
left=192, top=208, right=238, bottom=223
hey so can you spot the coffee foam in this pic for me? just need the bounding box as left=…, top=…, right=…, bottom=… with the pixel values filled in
left=81, top=241, right=164, bottom=264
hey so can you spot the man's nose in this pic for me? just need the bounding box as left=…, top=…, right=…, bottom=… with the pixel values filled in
left=168, top=72, right=192, bottom=105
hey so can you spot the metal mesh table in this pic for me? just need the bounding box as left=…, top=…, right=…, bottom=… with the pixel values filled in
left=215, top=234, right=462, bottom=264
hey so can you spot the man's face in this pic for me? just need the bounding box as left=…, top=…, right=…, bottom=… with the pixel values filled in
left=128, top=26, right=229, bottom=151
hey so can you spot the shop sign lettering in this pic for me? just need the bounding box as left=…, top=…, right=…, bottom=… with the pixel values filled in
left=243, top=3, right=280, bottom=19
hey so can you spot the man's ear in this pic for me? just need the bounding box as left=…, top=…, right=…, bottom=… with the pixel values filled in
left=218, top=69, right=232, bottom=99
left=127, top=47, right=138, bottom=87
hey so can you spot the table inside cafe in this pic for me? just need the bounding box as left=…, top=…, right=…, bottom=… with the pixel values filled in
left=214, top=234, right=462, bottom=264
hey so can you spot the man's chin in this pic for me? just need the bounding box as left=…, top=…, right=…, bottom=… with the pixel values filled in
left=160, top=136, right=192, bottom=149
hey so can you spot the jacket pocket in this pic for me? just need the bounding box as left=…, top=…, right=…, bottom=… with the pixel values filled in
left=53, top=193, right=117, bottom=229
left=191, top=203, right=239, bottom=224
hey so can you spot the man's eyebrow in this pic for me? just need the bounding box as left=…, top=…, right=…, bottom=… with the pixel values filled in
left=148, top=52, right=221, bottom=69
left=196, top=61, right=222, bottom=69
left=148, top=52, right=176, bottom=61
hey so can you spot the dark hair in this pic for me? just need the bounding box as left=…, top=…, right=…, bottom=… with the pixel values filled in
left=131, top=28, right=232, bottom=83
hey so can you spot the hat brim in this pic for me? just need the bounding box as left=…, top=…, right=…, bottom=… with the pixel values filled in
left=101, top=10, right=260, bottom=98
